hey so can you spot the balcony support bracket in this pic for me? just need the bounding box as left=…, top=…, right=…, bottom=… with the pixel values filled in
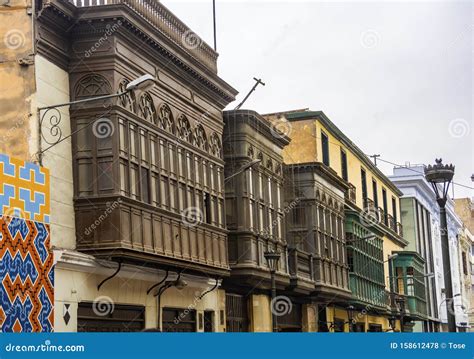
left=97, top=261, right=122, bottom=291
left=198, top=277, right=220, bottom=300
left=146, top=270, right=169, bottom=295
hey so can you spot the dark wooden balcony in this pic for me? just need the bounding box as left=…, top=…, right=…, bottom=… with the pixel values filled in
left=288, top=248, right=314, bottom=293
left=76, top=196, right=229, bottom=276
left=60, top=0, right=218, bottom=72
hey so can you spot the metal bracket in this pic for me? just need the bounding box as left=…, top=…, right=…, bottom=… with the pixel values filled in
left=146, top=270, right=169, bottom=295
left=97, top=261, right=122, bottom=291
left=198, top=277, right=220, bottom=300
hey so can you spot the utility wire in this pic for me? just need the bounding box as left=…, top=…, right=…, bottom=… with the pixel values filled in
left=303, top=131, right=473, bottom=190
left=368, top=155, right=474, bottom=190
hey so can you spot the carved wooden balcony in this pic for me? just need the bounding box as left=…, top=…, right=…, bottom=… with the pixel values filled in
left=76, top=197, right=229, bottom=276
left=61, top=0, right=218, bottom=72
left=288, top=248, right=313, bottom=282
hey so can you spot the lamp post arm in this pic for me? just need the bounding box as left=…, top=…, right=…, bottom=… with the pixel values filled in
left=37, top=91, right=128, bottom=111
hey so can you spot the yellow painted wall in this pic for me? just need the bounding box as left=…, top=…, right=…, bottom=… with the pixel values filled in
left=0, top=0, right=35, bottom=160
left=282, top=119, right=317, bottom=164
left=283, top=117, right=401, bottom=220
left=302, top=304, right=317, bottom=332
left=327, top=306, right=401, bottom=332
left=249, top=294, right=272, bottom=332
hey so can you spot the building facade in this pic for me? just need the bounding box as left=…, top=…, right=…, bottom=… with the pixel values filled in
left=454, top=198, right=474, bottom=331
left=284, top=162, right=352, bottom=332
left=391, top=165, right=467, bottom=332
left=1, top=0, right=238, bottom=332
left=222, top=110, right=302, bottom=332
left=264, top=109, right=423, bottom=332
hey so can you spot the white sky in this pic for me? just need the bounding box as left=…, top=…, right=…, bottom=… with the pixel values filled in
left=163, top=0, right=473, bottom=198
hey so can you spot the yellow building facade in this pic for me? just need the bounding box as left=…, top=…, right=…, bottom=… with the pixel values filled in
left=265, top=110, right=411, bottom=332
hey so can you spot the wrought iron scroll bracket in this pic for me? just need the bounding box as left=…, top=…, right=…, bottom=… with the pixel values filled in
left=146, top=270, right=169, bottom=295
left=198, top=277, right=220, bottom=300
left=35, top=91, right=128, bottom=165
left=97, top=261, right=122, bottom=291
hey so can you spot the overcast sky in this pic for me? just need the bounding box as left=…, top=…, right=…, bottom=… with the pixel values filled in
left=163, top=0, right=473, bottom=198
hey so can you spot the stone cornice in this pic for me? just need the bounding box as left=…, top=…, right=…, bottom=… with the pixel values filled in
left=223, top=110, right=291, bottom=148
left=36, top=1, right=238, bottom=107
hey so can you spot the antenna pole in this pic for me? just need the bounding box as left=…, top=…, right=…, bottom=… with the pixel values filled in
left=234, top=78, right=265, bottom=110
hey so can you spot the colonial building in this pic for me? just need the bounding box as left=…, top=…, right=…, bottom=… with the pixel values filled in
left=454, top=198, right=474, bottom=331
left=391, top=165, right=467, bottom=332
left=264, top=109, right=424, bottom=332
left=222, top=110, right=299, bottom=332
left=283, top=162, right=352, bottom=331
left=1, top=0, right=238, bottom=332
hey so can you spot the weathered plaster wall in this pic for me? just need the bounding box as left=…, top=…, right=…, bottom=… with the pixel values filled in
left=54, top=258, right=226, bottom=332
left=249, top=294, right=272, bottom=332
left=54, top=264, right=158, bottom=332
left=0, top=0, right=35, bottom=160
left=35, top=55, right=75, bottom=250
left=282, top=118, right=401, bottom=219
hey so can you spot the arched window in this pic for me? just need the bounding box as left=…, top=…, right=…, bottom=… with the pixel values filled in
left=158, top=104, right=175, bottom=134
left=194, top=125, right=208, bottom=151
left=118, top=79, right=137, bottom=113
left=74, top=73, right=111, bottom=99
left=209, top=132, right=222, bottom=158
left=139, top=92, right=157, bottom=123
left=177, top=115, right=193, bottom=143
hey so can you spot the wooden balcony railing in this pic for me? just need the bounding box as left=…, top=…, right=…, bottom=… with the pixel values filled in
left=63, top=0, right=218, bottom=72
left=288, top=248, right=313, bottom=282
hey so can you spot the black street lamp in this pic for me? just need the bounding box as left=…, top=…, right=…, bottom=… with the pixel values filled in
left=388, top=316, right=397, bottom=332
left=264, top=250, right=281, bottom=333
left=425, top=158, right=456, bottom=332
left=346, top=305, right=355, bottom=332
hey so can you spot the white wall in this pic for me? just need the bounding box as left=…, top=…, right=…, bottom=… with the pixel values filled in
left=35, top=55, right=76, bottom=250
